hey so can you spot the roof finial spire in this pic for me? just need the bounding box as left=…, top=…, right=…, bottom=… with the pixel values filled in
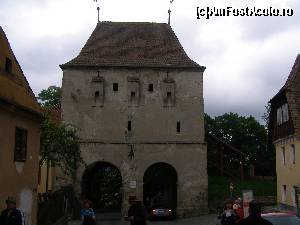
left=168, top=0, right=174, bottom=25
left=93, top=0, right=100, bottom=22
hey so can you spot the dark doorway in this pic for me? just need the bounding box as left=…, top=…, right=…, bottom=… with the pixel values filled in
left=82, top=162, right=122, bottom=212
left=143, top=163, right=177, bottom=214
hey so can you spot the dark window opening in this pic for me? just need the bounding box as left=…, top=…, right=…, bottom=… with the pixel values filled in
left=131, top=92, right=136, bottom=97
left=128, top=121, right=132, bottom=131
left=177, top=122, right=181, bottom=133
left=113, top=83, right=118, bottom=92
left=148, top=84, right=153, bottom=92
left=5, top=58, right=12, bottom=73
left=94, top=91, right=100, bottom=104
left=14, top=127, right=27, bottom=161
left=167, top=92, right=172, bottom=97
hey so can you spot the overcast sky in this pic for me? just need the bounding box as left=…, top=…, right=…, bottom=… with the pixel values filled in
left=1, top=0, right=300, bottom=121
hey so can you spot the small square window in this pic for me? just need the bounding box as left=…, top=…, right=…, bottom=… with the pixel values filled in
left=113, top=83, right=118, bottom=92
left=5, top=57, right=12, bottom=73
left=167, top=92, right=172, bottom=97
left=14, top=127, right=27, bottom=162
left=128, top=121, right=132, bottom=131
left=148, top=84, right=154, bottom=92
left=131, top=92, right=136, bottom=97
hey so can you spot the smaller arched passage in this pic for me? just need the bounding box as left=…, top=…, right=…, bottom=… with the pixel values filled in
left=143, top=162, right=178, bottom=215
left=81, top=161, right=122, bottom=212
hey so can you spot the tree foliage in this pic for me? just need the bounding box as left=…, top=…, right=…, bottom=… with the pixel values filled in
left=40, top=112, right=83, bottom=176
left=37, top=86, right=61, bottom=108
left=205, top=112, right=275, bottom=176
left=38, top=86, right=83, bottom=176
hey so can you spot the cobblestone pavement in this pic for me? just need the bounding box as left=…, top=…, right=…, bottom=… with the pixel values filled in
left=68, top=214, right=219, bottom=225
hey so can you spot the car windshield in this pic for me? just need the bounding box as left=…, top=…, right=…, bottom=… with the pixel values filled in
left=264, top=215, right=300, bottom=225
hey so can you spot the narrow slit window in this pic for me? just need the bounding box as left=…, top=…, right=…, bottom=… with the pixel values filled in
left=177, top=121, right=181, bottom=133
left=5, top=58, right=12, bottom=73
left=167, top=92, right=172, bottom=97
left=291, top=144, right=296, bottom=164
left=131, top=92, right=136, bottom=98
left=128, top=121, right=132, bottom=131
left=94, top=91, right=100, bottom=104
left=282, top=185, right=287, bottom=203
left=113, top=83, right=118, bottom=92
left=281, top=147, right=286, bottom=166
left=148, top=84, right=154, bottom=92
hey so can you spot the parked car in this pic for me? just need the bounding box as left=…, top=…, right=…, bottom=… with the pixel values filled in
left=150, top=205, right=174, bottom=220
left=262, top=211, right=300, bottom=225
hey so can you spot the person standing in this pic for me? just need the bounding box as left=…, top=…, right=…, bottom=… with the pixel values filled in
left=237, top=200, right=273, bottom=225
left=127, top=199, right=147, bottom=225
left=233, top=198, right=244, bottom=223
left=80, top=200, right=96, bottom=225
left=0, top=197, right=24, bottom=225
left=220, top=200, right=236, bottom=225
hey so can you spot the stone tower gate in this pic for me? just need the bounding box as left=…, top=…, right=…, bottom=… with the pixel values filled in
left=61, top=21, right=208, bottom=217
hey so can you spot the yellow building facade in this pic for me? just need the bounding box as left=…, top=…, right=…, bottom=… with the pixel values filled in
left=0, top=26, right=42, bottom=225
left=275, top=138, right=300, bottom=207
left=269, top=55, right=300, bottom=209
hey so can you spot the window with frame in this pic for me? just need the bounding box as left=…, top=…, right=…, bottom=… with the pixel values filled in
left=277, top=103, right=289, bottom=125
left=177, top=121, right=181, bottom=133
left=131, top=91, right=136, bottom=98
left=281, top=147, right=286, bottom=166
left=113, top=83, right=118, bottom=92
left=148, top=84, right=154, bottom=92
left=291, top=144, right=296, bottom=165
left=282, top=185, right=287, bottom=203
left=127, top=79, right=140, bottom=107
left=91, top=76, right=104, bottom=107
left=14, top=127, right=28, bottom=162
left=292, top=186, right=297, bottom=206
left=163, top=79, right=175, bottom=107
left=127, top=121, right=132, bottom=132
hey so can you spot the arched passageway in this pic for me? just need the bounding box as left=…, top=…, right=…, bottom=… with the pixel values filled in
left=143, top=162, right=178, bottom=215
left=82, top=161, right=122, bottom=212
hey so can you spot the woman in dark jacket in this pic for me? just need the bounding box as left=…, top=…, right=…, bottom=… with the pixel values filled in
left=220, top=200, right=236, bottom=225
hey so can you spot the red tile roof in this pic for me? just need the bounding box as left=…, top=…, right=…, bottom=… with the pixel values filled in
left=60, top=22, right=204, bottom=71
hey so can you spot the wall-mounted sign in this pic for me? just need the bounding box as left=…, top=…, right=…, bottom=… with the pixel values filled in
left=129, top=181, right=136, bottom=189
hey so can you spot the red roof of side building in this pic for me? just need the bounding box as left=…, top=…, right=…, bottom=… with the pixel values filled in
left=60, top=21, right=205, bottom=71
left=270, top=55, right=300, bottom=136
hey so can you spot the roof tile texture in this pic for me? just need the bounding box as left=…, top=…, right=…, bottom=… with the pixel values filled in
left=61, top=22, right=202, bottom=70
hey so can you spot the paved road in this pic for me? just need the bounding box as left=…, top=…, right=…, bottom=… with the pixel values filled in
left=68, top=214, right=219, bottom=225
